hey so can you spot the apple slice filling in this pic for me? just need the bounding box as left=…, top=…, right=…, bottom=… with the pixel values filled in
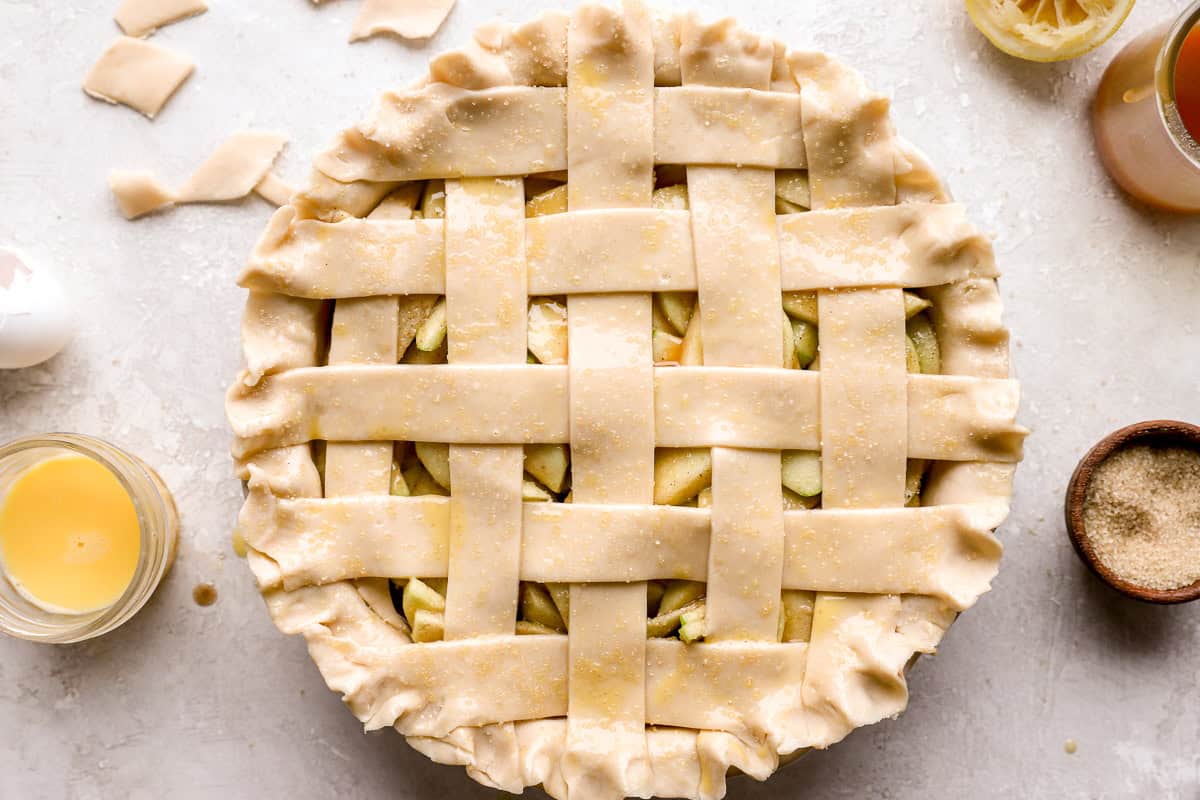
left=387, top=576, right=814, bottom=646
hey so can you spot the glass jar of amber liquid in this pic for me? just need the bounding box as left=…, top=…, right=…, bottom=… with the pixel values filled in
left=0, top=434, right=178, bottom=643
left=1093, top=1, right=1200, bottom=212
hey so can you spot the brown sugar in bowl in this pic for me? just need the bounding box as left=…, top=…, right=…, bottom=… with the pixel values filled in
left=1065, top=420, right=1200, bottom=605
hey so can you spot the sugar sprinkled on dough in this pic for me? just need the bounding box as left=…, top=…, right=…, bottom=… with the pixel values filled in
left=1082, top=444, right=1200, bottom=591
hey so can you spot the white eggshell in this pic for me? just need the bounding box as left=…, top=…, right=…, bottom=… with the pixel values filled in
left=0, top=249, right=74, bottom=369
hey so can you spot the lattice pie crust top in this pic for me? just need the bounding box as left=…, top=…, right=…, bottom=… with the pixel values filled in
left=226, top=4, right=1026, bottom=798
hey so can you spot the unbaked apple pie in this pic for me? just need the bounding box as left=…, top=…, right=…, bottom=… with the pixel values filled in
left=227, top=4, right=1026, bottom=797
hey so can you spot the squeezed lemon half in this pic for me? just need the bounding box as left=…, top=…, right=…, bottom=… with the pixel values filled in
left=966, top=0, right=1136, bottom=62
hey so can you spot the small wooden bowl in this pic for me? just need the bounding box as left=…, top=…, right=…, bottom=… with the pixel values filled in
left=1065, top=420, right=1200, bottom=604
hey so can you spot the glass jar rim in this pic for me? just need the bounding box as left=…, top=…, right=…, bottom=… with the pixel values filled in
left=1156, top=0, right=1200, bottom=170
left=0, top=433, right=174, bottom=642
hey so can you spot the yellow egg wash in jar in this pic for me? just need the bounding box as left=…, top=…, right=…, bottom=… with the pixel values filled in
left=0, top=454, right=141, bottom=613
left=0, top=434, right=178, bottom=643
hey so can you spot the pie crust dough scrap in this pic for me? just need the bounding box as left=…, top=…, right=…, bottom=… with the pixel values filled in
left=83, top=36, right=194, bottom=119
left=178, top=131, right=289, bottom=202
left=350, top=0, right=456, bottom=41
left=111, top=132, right=287, bottom=218
left=254, top=173, right=295, bottom=208
left=114, top=0, right=208, bottom=38
left=108, top=170, right=178, bottom=220
left=225, top=4, right=1026, bottom=798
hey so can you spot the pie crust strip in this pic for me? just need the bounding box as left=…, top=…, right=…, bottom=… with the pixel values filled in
left=239, top=486, right=1005, bottom=611
left=256, top=580, right=810, bottom=741
left=324, top=296, right=400, bottom=498
left=318, top=85, right=805, bottom=184
left=228, top=366, right=1024, bottom=462
left=680, top=17, right=785, bottom=644
left=322, top=289, right=402, bottom=636
left=793, top=52, right=915, bottom=750
left=442, top=177, right=528, bottom=639
left=227, top=364, right=572, bottom=458
left=317, top=184, right=418, bottom=617
left=816, top=288, right=908, bottom=508
left=655, top=369, right=1025, bottom=460
left=240, top=203, right=996, bottom=298
left=561, top=5, right=655, bottom=795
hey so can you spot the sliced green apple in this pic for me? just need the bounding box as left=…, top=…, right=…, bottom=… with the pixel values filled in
left=654, top=449, right=712, bottom=505
left=524, top=444, right=569, bottom=493
left=781, top=451, right=821, bottom=497
left=415, top=442, right=451, bottom=490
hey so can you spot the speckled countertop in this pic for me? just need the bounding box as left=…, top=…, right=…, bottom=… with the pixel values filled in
left=2, top=0, right=1199, bottom=797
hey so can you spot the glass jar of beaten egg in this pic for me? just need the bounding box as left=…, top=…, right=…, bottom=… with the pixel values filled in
left=0, top=434, right=178, bottom=643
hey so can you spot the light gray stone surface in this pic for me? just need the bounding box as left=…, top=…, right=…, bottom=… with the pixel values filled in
left=2, top=0, right=1199, bottom=797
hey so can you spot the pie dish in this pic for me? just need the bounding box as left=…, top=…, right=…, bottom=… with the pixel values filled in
left=225, top=4, right=1026, bottom=797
